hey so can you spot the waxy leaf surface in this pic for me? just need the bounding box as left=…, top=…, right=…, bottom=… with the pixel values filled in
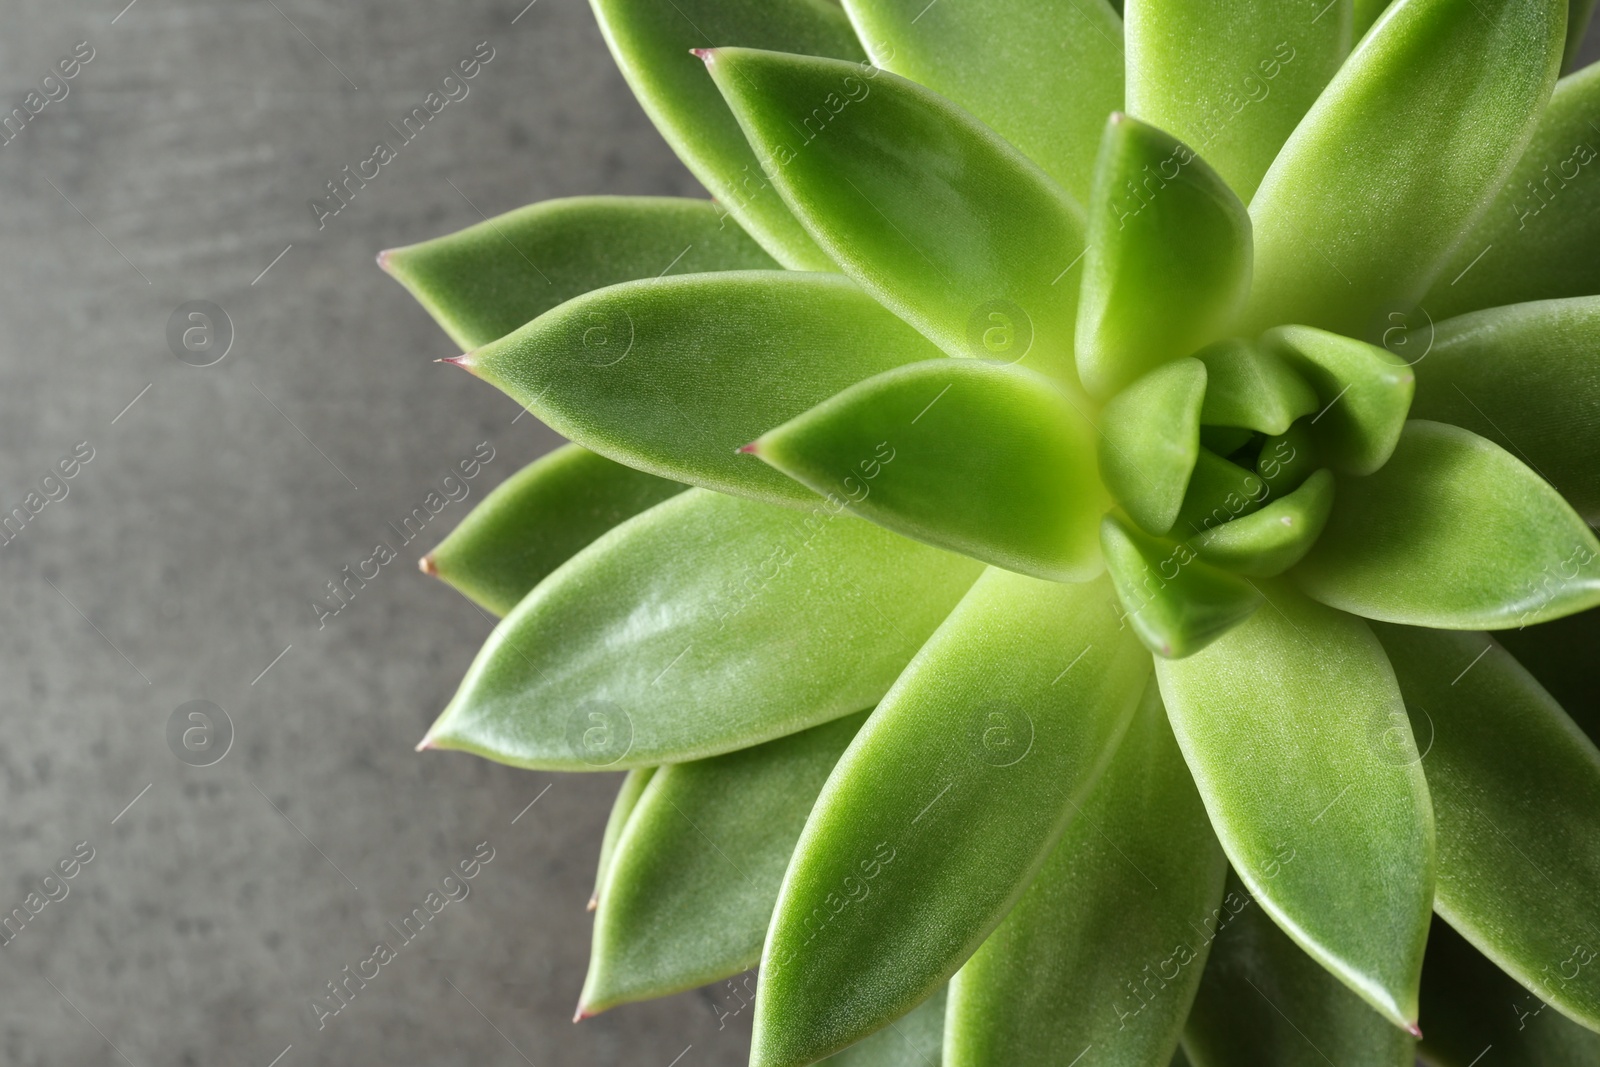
left=1260, top=324, right=1413, bottom=476
left=424, top=489, right=982, bottom=768
left=1410, top=297, right=1600, bottom=520
left=1172, top=449, right=1271, bottom=538
left=1077, top=115, right=1252, bottom=400
left=946, top=680, right=1228, bottom=1067
left=753, top=360, right=1107, bottom=583
left=589, top=0, right=862, bottom=267
left=1188, top=468, right=1334, bottom=577
left=1125, top=0, right=1352, bottom=201
left=753, top=570, right=1150, bottom=1067
left=1101, top=515, right=1264, bottom=659
left=1294, top=421, right=1600, bottom=629
left=1098, top=358, right=1206, bottom=536
left=426, top=443, right=685, bottom=617
left=840, top=0, right=1122, bottom=203
left=1427, top=64, right=1600, bottom=317
left=1194, top=338, right=1318, bottom=436
left=381, top=195, right=777, bottom=350
left=1374, top=623, right=1600, bottom=1032
left=706, top=49, right=1087, bottom=380
left=581, top=713, right=865, bottom=1013
left=591, top=766, right=656, bottom=911
left=1418, top=920, right=1600, bottom=1066
left=825, top=987, right=945, bottom=1066
left=1243, top=0, right=1565, bottom=340
left=465, top=272, right=944, bottom=509
left=1156, top=583, right=1435, bottom=1030
left=1184, top=874, right=1417, bottom=1067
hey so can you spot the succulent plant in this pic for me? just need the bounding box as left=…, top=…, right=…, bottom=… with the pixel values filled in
left=380, top=0, right=1600, bottom=1063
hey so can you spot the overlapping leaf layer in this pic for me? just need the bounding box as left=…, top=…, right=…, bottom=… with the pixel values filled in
left=382, top=0, right=1600, bottom=1063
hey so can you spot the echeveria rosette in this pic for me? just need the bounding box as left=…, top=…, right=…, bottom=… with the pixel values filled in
left=379, top=0, right=1600, bottom=1064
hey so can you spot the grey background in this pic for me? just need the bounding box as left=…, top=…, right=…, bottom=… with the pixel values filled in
left=0, top=3, right=1596, bottom=1066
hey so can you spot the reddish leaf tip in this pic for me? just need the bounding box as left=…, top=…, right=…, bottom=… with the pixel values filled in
left=737, top=440, right=762, bottom=455
left=415, top=735, right=435, bottom=752
left=574, top=1004, right=594, bottom=1023
left=1407, top=1021, right=1423, bottom=1039
left=439, top=351, right=480, bottom=375
left=375, top=248, right=395, bottom=272
left=691, top=47, right=716, bottom=64
left=418, top=554, right=437, bottom=576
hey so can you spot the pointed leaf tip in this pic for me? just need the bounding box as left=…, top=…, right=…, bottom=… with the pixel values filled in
left=438, top=352, right=479, bottom=374
left=418, top=555, right=437, bottom=577
left=690, top=47, right=714, bottom=64
left=375, top=248, right=394, bottom=272
left=737, top=441, right=760, bottom=455
left=414, top=735, right=434, bottom=752
left=1408, top=1022, right=1423, bottom=1039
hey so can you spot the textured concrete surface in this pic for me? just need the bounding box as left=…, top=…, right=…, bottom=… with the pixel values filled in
left=1, top=4, right=1597, bottom=1066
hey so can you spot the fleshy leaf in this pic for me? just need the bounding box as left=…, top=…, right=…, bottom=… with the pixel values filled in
left=1172, top=449, right=1271, bottom=538
left=461, top=272, right=944, bottom=509
left=1410, top=297, right=1600, bottom=521
left=1125, top=1, right=1353, bottom=202
left=751, top=360, right=1107, bottom=582
left=945, top=679, right=1228, bottom=1067
left=839, top=0, right=1122, bottom=203
left=1497, top=607, right=1600, bottom=744
left=1259, top=324, right=1413, bottom=475
left=825, top=987, right=945, bottom=1066
left=703, top=48, right=1088, bottom=380
left=1194, top=338, right=1318, bottom=436
left=1293, top=421, right=1600, bottom=629
left=1188, top=469, right=1335, bottom=577
left=1097, top=358, right=1206, bottom=536
left=1156, top=582, right=1435, bottom=1031
left=590, top=767, right=655, bottom=912
left=1373, top=623, right=1600, bottom=1032
left=1076, top=115, right=1252, bottom=400
left=1101, top=514, right=1264, bottom=659
left=1243, top=0, right=1566, bottom=340
left=1419, top=920, right=1600, bottom=1066
left=380, top=195, right=777, bottom=350
left=424, top=444, right=684, bottom=617
left=423, top=489, right=982, bottom=768
left=1426, top=63, right=1600, bottom=317
left=1183, top=873, right=1418, bottom=1067
left=580, top=712, right=865, bottom=1013
left=1254, top=420, right=1320, bottom=493
left=589, top=0, right=863, bottom=268
left=753, top=570, right=1150, bottom=1067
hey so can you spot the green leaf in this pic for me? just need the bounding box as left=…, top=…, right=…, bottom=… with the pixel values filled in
left=703, top=48, right=1088, bottom=381
left=423, top=489, right=982, bottom=768
left=1125, top=1, right=1353, bottom=202
left=1183, top=873, right=1418, bottom=1067
left=1254, top=420, right=1321, bottom=493
left=1496, top=608, right=1600, bottom=744
left=1076, top=115, right=1252, bottom=400
left=825, top=987, right=945, bottom=1066
left=839, top=0, right=1123, bottom=203
left=1418, top=920, right=1600, bottom=1067
left=1099, top=358, right=1206, bottom=535
left=1188, top=468, right=1335, bottom=577
left=1259, top=324, right=1414, bottom=476
left=1242, top=0, right=1566, bottom=340
left=580, top=712, right=865, bottom=1013
left=753, top=570, right=1151, bottom=1067
left=380, top=195, right=778, bottom=350
left=1293, top=421, right=1600, bottom=629
left=1171, top=449, right=1272, bottom=538
left=424, top=444, right=685, bottom=617
left=1194, top=338, right=1319, bottom=436
left=1425, top=64, right=1600, bottom=318
left=1409, top=297, right=1600, bottom=521
left=591, top=767, right=656, bottom=911
left=461, top=272, right=945, bottom=509
left=945, top=679, right=1228, bottom=1067
left=589, top=0, right=864, bottom=268
left=1155, top=582, right=1435, bottom=1031
left=1372, top=622, right=1600, bottom=1032
left=751, top=360, right=1107, bottom=582
left=1101, top=514, right=1264, bottom=659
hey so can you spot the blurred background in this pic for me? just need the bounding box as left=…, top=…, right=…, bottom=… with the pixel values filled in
left=0, top=3, right=1596, bottom=1065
